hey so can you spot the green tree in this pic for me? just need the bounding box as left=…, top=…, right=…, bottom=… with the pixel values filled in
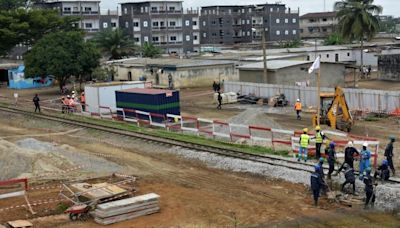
left=24, top=31, right=100, bottom=90
left=142, top=42, right=162, bottom=58
left=0, top=0, right=27, bottom=10
left=0, top=8, right=79, bottom=56
left=323, top=33, right=346, bottom=45
left=334, top=0, right=382, bottom=67
left=77, top=41, right=101, bottom=91
left=93, top=28, right=137, bottom=60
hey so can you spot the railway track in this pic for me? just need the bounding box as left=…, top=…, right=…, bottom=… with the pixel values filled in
left=0, top=106, right=399, bottom=184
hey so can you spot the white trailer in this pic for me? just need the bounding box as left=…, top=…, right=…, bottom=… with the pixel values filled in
left=85, top=81, right=148, bottom=114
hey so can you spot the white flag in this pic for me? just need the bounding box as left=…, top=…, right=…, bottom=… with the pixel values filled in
left=308, top=56, right=320, bottom=74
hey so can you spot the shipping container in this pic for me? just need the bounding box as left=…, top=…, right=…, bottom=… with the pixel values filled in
left=85, top=81, right=149, bottom=114
left=116, top=88, right=180, bottom=121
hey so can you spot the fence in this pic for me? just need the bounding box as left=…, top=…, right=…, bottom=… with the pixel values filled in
left=224, top=81, right=400, bottom=114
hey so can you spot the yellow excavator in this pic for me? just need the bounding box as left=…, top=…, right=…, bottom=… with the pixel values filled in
left=312, top=87, right=354, bottom=132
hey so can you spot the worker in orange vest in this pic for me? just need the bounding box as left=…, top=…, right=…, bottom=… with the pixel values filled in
left=80, top=92, right=86, bottom=112
left=294, top=99, right=302, bottom=120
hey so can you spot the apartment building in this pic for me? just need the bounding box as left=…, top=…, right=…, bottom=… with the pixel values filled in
left=119, top=0, right=200, bottom=54
left=199, top=4, right=300, bottom=46
left=34, top=0, right=102, bottom=35
left=300, top=12, right=337, bottom=39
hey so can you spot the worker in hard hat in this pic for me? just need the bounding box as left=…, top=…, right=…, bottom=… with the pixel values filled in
left=314, top=126, right=328, bottom=159
left=294, top=99, right=302, bottom=120
left=359, top=142, right=371, bottom=180
left=363, top=167, right=376, bottom=209
left=310, top=164, right=323, bottom=207
left=340, top=163, right=356, bottom=194
left=327, top=141, right=337, bottom=179
left=384, top=136, right=396, bottom=176
left=298, top=128, right=310, bottom=162
left=337, top=141, right=360, bottom=174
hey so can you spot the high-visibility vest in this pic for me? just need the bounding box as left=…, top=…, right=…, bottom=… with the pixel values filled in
left=295, top=102, right=302, bottom=110
left=300, top=134, right=310, bottom=148
left=316, top=132, right=323, bottom=143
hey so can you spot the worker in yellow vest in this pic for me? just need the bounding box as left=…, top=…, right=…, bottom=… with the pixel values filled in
left=298, top=128, right=310, bottom=162
left=314, top=126, right=327, bottom=160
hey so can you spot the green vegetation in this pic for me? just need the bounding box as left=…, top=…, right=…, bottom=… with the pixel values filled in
left=378, top=18, right=397, bottom=33
left=324, top=33, right=346, bottom=45
left=93, top=28, right=137, bottom=60
left=141, top=42, right=162, bottom=58
left=0, top=3, right=79, bottom=56
left=334, top=0, right=382, bottom=67
left=24, top=31, right=101, bottom=90
left=279, top=39, right=302, bottom=48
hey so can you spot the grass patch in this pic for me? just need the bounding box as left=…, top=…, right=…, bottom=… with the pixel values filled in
left=364, top=116, right=380, bottom=122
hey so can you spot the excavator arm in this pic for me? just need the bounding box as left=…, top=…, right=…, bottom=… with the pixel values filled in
left=325, top=87, right=353, bottom=132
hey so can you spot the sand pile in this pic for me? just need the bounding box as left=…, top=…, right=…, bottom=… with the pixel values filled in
left=0, top=138, right=124, bottom=180
left=229, top=108, right=282, bottom=129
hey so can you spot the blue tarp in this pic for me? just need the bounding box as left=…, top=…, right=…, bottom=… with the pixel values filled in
left=8, top=65, right=53, bottom=89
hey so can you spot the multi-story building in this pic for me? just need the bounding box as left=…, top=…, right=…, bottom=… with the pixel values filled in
left=199, top=4, right=300, bottom=46
left=299, top=12, right=337, bottom=39
left=100, top=9, right=119, bottom=31
left=34, top=0, right=101, bottom=35
left=119, top=0, right=200, bottom=54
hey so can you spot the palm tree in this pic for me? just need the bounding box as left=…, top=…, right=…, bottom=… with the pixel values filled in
left=334, top=0, right=382, bottom=70
left=93, top=28, right=137, bottom=60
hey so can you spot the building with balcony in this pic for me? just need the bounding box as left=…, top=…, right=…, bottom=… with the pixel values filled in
left=119, top=0, right=200, bottom=54
left=300, top=12, right=337, bottom=39
left=100, top=9, right=119, bottom=31
left=34, top=0, right=101, bottom=35
left=199, top=4, right=300, bottom=46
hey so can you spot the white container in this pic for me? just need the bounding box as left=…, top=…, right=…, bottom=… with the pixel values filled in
left=85, top=81, right=148, bottom=114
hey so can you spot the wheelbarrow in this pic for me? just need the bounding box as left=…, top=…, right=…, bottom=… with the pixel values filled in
left=65, top=204, right=91, bottom=221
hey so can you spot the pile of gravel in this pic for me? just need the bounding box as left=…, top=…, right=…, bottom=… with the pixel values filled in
left=375, top=184, right=400, bottom=212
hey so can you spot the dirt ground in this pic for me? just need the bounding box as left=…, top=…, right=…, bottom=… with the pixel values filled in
left=0, top=112, right=399, bottom=227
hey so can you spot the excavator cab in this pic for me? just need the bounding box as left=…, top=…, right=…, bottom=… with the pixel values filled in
left=313, top=87, right=354, bottom=132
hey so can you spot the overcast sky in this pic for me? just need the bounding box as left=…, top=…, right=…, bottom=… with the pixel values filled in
left=102, top=0, right=399, bottom=16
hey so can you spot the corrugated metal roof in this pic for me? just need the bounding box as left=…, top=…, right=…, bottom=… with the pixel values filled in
left=85, top=81, right=145, bottom=87
left=238, top=60, right=312, bottom=70
left=118, top=88, right=176, bottom=94
left=113, top=58, right=235, bottom=68
left=300, top=12, right=336, bottom=19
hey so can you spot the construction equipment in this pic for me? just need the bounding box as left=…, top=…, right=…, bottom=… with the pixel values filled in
left=268, top=93, right=288, bottom=107
left=65, top=204, right=91, bottom=221
left=312, top=87, right=354, bottom=132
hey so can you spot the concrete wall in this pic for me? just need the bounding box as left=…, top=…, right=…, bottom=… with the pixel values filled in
left=239, top=63, right=346, bottom=87
left=113, top=64, right=238, bottom=88
left=378, top=54, right=400, bottom=81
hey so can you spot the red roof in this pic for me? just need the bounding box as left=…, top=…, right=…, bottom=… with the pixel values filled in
left=118, top=88, right=176, bottom=95
left=300, top=12, right=336, bottom=19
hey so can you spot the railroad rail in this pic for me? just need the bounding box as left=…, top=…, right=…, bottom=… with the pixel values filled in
left=0, top=106, right=399, bottom=185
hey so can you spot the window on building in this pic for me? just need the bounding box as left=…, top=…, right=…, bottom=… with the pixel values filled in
left=141, top=7, right=144, bottom=13
left=186, top=35, right=190, bottom=41
left=170, top=36, right=177, bottom=41
left=124, top=8, right=128, bottom=14
left=252, top=20, right=256, bottom=24
left=169, top=21, right=176, bottom=26
left=145, top=7, right=148, bottom=12
left=144, top=36, right=149, bottom=42
left=125, top=22, right=129, bottom=28
left=143, top=21, right=148, bottom=27
left=202, top=21, right=206, bottom=26
left=249, top=8, right=252, bottom=13
left=194, top=35, right=198, bottom=40
left=241, top=20, right=245, bottom=24
left=292, top=18, right=297, bottom=23
left=73, top=7, right=78, bottom=11
left=347, top=52, right=350, bottom=56
left=270, top=8, right=273, bottom=12
left=322, top=28, right=327, bottom=32
left=133, top=22, right=139, bottom=27
left=247, top=20, right=250, bottom=24
left=285, top=18, right=288, bottom=23
left=134, top=37, right=139, bottom=42
left=228, top=9, right=232, bottom=14
left=276, top=19, right=280, bottom=23
left=247, top=31, right=250, bottom=36
left=323, top=18, right=327, bottom=22
left=242, top=9, right=245, bottom=13
left=103, top=22, right=108, bottom=28
left=151, top=7, right=157, bottom=11
left=285, top=30, right=288, bottom=35
left=64, top=7, right=71, bottom=11
left=276, top=30, right=280, bottom=35
left=85, top=23, right=92, bottom=28
left=212, top=32, right=217, bottom=37
left=111, top=22, right=117, bottom=27
left=84, top=7, right=91, bottom=12
left=185, top=20, right=190, bottom=26
left=153, top=21, right=159, bottom=27
left=193, top=20, right=197, bottom=26
left=203, top=33, right=207, bottom=38
left=211, top=20, right=216, bottom=25
left=169, top=7, right=175, bottom=11
left=293, top=30, right=297, bottom=35
left=327, top=54, right=330, bottom=58
left=152, top=36, right=159, bottom=42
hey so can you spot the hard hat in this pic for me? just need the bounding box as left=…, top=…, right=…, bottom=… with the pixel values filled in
left=319, top=157, right=324, bottom=163
left=82, top=92, right=85, bottom=95
left=347, top=141, right=353, bottom=147
left=297, top=99, right=300, bottom=102
left=303, top=128, right=308, bottom=133
left=329, top=141, right=336, bottom=148
left=72, top=91, right=76, bottom=94
left=314, top=164, right=320, bottom=171
left=315, top=126, right=321, bottom=131
left=67, top=95, right=71, bottom=98
left=363, top=142, right=368, bottom=147
left=382, top=160, right=388, bottom=165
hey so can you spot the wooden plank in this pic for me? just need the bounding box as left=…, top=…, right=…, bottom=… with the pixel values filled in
left=7, top=220, right=33, bottom=227
left=0, top=191, right=25, bottom=200
left=97, top=193, right=160, bottom=211
left=94, top=207, right=160, bottom=225
left=93, top=202, right=159, bottom=218
left=70, top=183, right=127, bottom=200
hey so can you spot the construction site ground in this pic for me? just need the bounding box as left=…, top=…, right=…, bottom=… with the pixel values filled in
left=0, top=111, right=399, bottom=227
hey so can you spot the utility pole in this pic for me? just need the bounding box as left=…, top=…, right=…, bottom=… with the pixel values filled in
left=323, top=0, right=326, bottom=12
left=316, top=66, right=321, bottom=126
left=262, top=28, right=267, bottom=83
